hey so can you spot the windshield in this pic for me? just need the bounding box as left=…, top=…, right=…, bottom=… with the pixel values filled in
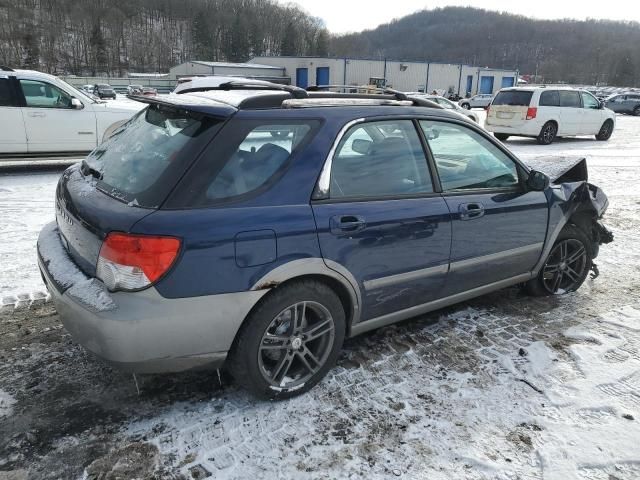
left=492, top=91, right=533, bottom=106
left=56, top=78, right=97, bottom=104
left=83, top=104, right=222, bottom=207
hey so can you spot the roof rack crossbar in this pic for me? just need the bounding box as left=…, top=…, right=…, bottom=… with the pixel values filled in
left=217, top=80, right=308, bottom=99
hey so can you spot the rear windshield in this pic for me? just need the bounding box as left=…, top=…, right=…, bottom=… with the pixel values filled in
left=83, top=104, right=221, bottom=207
left=167, top=119, right=320, bottom=208
left=492, top=91, right=533, bottom=106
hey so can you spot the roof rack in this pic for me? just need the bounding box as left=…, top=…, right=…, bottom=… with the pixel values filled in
left=307, top=85, right=408, bottom=101
left=0, top=66, right=14, bottom=72
left=283, top=98, right=415, bottom=108
left=216, top=80, right=308, bottom=99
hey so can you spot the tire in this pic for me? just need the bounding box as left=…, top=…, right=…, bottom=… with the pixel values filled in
left=537, top=121, right=557, bottom=145
left=595, top=119, right=614, bottom=141
left=461, top=103, right=471, bottom=110
left=494, top=133, right=509, bottom=141
left=525, top=225, right=592, bottom=296
left=633, top=106, right=640, bottom=117
left=228, top=280, right=346, bottom=400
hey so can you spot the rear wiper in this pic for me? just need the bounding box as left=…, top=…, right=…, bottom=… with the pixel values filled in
left=81, top=160, right=103, bottom=180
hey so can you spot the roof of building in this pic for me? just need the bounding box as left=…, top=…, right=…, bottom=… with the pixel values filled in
left=187, top=61, right=284, bottom=70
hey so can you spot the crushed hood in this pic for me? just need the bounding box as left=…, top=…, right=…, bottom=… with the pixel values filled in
left=525, top=156, right=588, bottom=184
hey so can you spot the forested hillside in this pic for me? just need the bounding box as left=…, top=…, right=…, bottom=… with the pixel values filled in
left=0, top=0, right=329, bottom=75
left=330, top=7, right=640, bottom=86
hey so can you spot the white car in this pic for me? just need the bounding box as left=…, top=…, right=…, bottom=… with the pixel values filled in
left=0, top=67, right=145, bottom=155
left=459, top=94, right=493, bottom=109
left=411, top=94, right=479, bottom=122
left=485, top=87, right=616, bottom=145
left=172, top=76, right=270, bottom=95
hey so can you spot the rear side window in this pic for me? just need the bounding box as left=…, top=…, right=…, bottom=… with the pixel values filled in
left=559, top=91, right=581, bottom=108
left=492, top=91, right=533, bottom=106
left=0, top=77, right=16, bottom=106
left=84, top=104, right=221, bottom=207
left=167, top=120, right=320, bottom=207
left=329, top=120, right=433, bottom=199
left=539, top=91, right=560, bottom=107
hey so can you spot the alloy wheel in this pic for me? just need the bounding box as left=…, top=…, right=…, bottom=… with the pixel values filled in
left=258, top=301, right=336, bottom=389
left=542, top=123, right=556, bottom=143
left=542, top=239, right=588, bottom=294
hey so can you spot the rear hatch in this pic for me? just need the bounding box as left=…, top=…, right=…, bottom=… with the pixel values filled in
left=487, top=90, right=534, bottom=127
left=55, top=103, right=224, bottom=277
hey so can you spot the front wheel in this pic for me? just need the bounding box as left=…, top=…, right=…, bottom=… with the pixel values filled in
left=461, top=103, right=471, bottom=110
left=537, top=121, right=557, bottom=145
left=229, top=280, right=345, bottom=399
left=525, top=225, right=592, bottom=296
left=494, top=133, right=509, bottom=141
left=595, top=119, right=614, bottom=141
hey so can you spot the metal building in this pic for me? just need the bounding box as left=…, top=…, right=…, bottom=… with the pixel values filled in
left=169, top=61, right=288, bottom=83
left=249, top=56, right=518, bottom=96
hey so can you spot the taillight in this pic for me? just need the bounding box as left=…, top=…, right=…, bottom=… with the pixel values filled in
left=526, top=107, right=537, bottom=120
left=96, top=232, right=181, bottom=291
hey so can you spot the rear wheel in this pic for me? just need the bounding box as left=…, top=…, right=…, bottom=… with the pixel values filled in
left=461, top=103, right=471, bottom=110
left=595, top=119, right=614, bottom=141
left=494, top=133, right=509, bottom=141
left=537, top=121, right=557, bottom=145
left=633, top=106, right=640, bottom=117
left=525, top=225, right=592, bottom=296
left=229, top=280, right=345, bottom=399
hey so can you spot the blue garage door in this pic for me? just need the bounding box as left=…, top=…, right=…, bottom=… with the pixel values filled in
left=296, top=68, right=308, bottom=88
left=501, top=77, right=515, bottom=88
left=479, top=76, right=494, bottom=94
left=316, top=67, right=330, bottom=86
left=466, top=75, right=473, bottom=95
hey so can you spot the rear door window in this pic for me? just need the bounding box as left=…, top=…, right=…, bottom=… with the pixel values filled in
left=329, top=120, right=433, bottom=199
left=83, top=104, right=222, bottom=207
left=0, top=77, right=16, bottom=106
left=559, top=91, right=582, bottom=108
left=539, top=91, right=560, bottom=107
left=492, top=91, right=533, bottom=106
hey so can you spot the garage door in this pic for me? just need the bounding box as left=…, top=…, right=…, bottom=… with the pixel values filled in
left=501, top=77, right=515, bottom=88
left=479, top=76, right=494, bottom=94
left=316, top=67, right=330, bottom=86
left=296, top=68, right=308, bottom=88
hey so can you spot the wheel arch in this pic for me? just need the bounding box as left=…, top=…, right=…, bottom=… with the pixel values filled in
left=248, top=258, right=362, bottom=336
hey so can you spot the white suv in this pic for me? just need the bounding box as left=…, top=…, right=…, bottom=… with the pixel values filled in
left=0, top=67, right=144, bottom=155
left=459, top=94, right=493, bottom=109
left=485, top=87, right=616, bottom=145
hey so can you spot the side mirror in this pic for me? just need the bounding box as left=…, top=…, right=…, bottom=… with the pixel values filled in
left=527, top=170, right=550, bottom=191
left=71, top=98, right=84, bottom=110
left=599, top=100, right=605, bottom=109
left=351, top=138, right=373, bottom=155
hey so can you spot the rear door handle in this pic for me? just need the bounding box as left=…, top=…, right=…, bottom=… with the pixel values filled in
left=330, top=215, right=366, bottom=235
left=459, top=203, right=485, bottom=220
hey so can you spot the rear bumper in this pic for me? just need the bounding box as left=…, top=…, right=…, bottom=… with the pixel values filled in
left=37, top=222, right=268, bottom=373
left=485, top=121, right=542, bottom=136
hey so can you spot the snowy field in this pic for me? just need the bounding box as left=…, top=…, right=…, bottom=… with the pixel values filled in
left=0, top=112, right=639, bottom=479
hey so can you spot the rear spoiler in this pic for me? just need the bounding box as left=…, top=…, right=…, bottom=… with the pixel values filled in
left=525, top=156, right=588, bottom=183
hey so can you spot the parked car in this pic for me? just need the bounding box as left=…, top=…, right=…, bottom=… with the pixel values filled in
left=459, top=94, right=493, bottom=109
left=141, top=87, right=157, bottom=97
left=485, top=87, right=616, bottom=145
left=411, top=94, right=479, bottom=122
left=172, top=75, right=269, bottom=94
left=37, top=83, right=613, bottom=399
left=127, top=84, right=143, bottom=95
left=80, top=84, right=95, bottom=95
left=0, top=67, right=145, bottom=154
left=605, top=93, right=640, bottom=116
left=93, top=83, right=116, bottom=100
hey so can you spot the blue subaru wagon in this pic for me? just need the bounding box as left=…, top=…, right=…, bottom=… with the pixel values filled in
left=37, top=82, right=612, bottom=398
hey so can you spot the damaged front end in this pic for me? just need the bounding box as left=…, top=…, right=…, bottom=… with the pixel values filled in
left=527, top=156, right=614, bottom=277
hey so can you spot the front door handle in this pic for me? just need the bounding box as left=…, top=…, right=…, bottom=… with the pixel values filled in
left=459, top=203, right=485, bottom=220
left=330, top=215, right=366, bottom=235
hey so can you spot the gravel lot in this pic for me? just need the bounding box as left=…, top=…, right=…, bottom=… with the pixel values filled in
left=1, top=113, right=639, bottom=480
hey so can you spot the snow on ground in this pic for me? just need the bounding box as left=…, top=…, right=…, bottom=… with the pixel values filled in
left=0, top=113, right=639, bottom=479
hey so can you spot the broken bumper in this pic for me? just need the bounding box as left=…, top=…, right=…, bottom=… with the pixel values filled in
left=37, top=222, right=267, bottom=373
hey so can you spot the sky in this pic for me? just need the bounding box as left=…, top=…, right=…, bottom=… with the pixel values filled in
left=277, top=0, right=640, bottom=34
